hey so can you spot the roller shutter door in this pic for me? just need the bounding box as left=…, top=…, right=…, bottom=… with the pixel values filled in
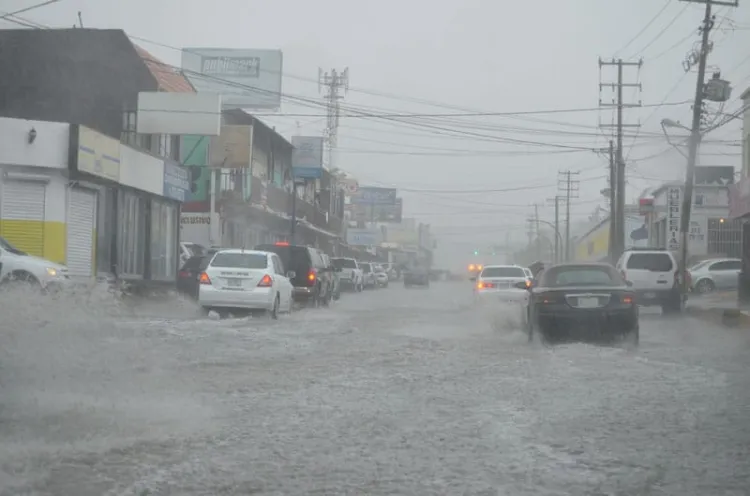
left=1, top=180, right=45, bottom=257
left=66, top=188, right=96, bottom=276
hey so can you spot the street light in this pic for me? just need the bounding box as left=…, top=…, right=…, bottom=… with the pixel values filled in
left=660, top=118, right=690, bottom=159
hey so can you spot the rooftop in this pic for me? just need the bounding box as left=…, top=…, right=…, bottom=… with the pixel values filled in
left=132, top=44, right=195, bottom=93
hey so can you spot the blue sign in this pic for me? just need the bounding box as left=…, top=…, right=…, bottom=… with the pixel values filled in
left=291, top=136, right=324, bottom=179
left=346, top=228, right=381, bottom=246
left=163, top=159, right=190, bottom=202
left=350, top=187, right=397, bottom=206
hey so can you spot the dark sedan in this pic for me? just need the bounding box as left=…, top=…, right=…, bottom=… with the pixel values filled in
left=521, top=262, right=638, bottom=346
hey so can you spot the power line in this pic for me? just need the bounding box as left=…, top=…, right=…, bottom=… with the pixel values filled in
left=614, top=0, right=674, bottom=58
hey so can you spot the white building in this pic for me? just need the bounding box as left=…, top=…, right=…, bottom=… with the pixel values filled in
left=0, top=116, right=188, bottom=283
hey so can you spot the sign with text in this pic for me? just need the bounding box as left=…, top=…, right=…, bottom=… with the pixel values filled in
left=350, top=186, right=397, bottom=206
left=163, top=159, right=190, bottom=201
left=76, top=125, right=121, bottom=181
left=667, top=187, right=681, bottom=251
left=346, top=228, right=381, bottom=246
left=291, top=136, right=324, bottom=179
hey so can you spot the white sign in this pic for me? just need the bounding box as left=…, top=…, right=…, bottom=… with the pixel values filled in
left=688, top=216, right=708, bottom=256
left=346, top=228, right=381, bottom=246
left=667, top=187, right=682, bottom=251
left=180, top=212, right=220, bottom=247
left=181, top=48, right=283, bottom=110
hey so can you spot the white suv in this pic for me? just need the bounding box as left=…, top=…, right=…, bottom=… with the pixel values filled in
left=616, top=248, right=684, bottom=313
left=332, top=257, right=364, bottom=292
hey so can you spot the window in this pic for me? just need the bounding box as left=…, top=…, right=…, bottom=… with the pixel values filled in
left=210, top=252, right=268, bottom=269
left=480, top=266, right=525, bottom=278
left=544, top=266, right=619, bottom=287
left=626, top=253, right=673, bottom=272
left=150, top=199, right=177, bottom=280
left=271, top=255, right=284, bottom=275
left=118, top=191, right=146, bottom=277
left=333, top=258, right=357, bottom=269
left=708, top=218, right=742, bottom=258
left=709, top=260, right=741, bottom=271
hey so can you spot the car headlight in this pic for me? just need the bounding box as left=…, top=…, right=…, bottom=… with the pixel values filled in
left=46, top=267, right=59, bottom=277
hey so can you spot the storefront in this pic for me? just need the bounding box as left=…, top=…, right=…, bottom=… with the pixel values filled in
left=69, top=124, right=188, bottom=284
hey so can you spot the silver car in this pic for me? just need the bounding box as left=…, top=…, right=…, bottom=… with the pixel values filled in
left=689, top=258, right=741, bottom=294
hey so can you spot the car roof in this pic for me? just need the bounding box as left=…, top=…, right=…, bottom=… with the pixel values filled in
left=481, top=264, right=524, bottom=269
left=213, top=249, right=270, bottom=256
left=544, top=262, right=614, bottom=269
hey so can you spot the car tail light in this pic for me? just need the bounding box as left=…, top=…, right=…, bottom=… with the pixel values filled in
left=258, top=274, right=273, bottom=287
left=198, top=272, right=211, bottom=285
left=621, top=293, right=634, bottom=305
left=468, top=264, right=475, bottom=271
left=308, top=270, right=317, bottom=283
left=178, top=270, right=190, bottom=279
left=477, top=265, right=483, bottom=271
left=525, top=279, right=531, bottom=288
left=477, top=281, right=494, bottom=289
left=537, top=292, right=561, bottom=304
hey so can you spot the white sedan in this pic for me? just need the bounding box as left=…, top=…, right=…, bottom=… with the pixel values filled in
left=198, top=249, right=294, bottom=318
left=473, top=265, right=531, bottom=325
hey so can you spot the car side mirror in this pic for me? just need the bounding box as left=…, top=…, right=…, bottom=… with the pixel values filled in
left=286, top=270, right=296, bottom=279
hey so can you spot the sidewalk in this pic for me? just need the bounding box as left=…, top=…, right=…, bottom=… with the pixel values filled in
left=687, top=290, right=750, bottom=328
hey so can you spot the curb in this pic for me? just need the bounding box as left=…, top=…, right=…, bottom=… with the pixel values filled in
left=686, top=306, right=750, bottom=328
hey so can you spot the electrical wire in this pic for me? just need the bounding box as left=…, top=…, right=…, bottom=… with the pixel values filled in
left=626, top=2, right=690, bottom=59
left=614, top=0, right=674, bottom=58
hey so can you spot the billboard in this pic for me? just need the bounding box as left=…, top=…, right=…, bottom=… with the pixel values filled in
left=75, top=125, right=121, bottom=182
left=181, top=48, right=283, bottom=109
left=349, top=197, right=403, bottom=223
left=291, top=136, right=324, bottom=179
left=209, top=125, right=252, bottom=168
left=163, top=159, right=190, bottom=202
left=350, top=186, right=397, bottom=206
left=136, top=92, right=221, bottom=136
left=346, top=228, right=381, bottom=246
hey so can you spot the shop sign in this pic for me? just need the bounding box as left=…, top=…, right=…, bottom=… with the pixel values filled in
left=76, top=125, right=121, bottom=181
left=163, top=159, right=190, bottom=201
left=667, top=187, right=681, bottom=251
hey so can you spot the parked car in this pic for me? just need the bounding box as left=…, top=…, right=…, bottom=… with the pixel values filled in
left=321, top=253, right=341, bottom=300
left=524, top=262, right=638, bottom=347
left=0, top=236, right=71, bottom=291
left=255, top=242, right=335, bottom=307
left=404, top=266, right=430, bottom=288
left=373, top=264, right=389, bottom=287
left=689, top=257, right=741, bottom=294
left=332, top=257, right=364, bottom=292
left=177, top=248, right=222, bottom=299
left=359, top=262, right=377, bottom=289
left=197, top=249, right=294, bottom=319
left=615, top=248, right=684, bottom=314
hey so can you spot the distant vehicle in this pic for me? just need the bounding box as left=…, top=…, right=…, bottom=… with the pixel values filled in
left=320, top=253, right=341, bottom=300
left=332, top=257, right=364, bottom=292
left=615, top=248, right=684, bottom=314
left=373, top=264, right=389, bottom=287
left=404, top=266, right=430, bottom=288
left=474, top=265, right=530, bottom=324
left=467, top=263, right=483, bottom=280
left=359, top=262, right=377, bottom=289
left=688, top=257, right=741, bottom=294
left=198, top=249, right=294, bottom=319
left=523, top=262, right=638, bottom=346
left=0, top=236, right=71, bottom=291
left=255, top=242, right=336, bottom=307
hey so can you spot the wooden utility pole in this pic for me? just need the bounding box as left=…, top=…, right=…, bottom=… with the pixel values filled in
left=558, top=171, right=580, bottom=261
left=599, top=58, right=642, bottom=261
left=607, top=140, right=617, bottom=263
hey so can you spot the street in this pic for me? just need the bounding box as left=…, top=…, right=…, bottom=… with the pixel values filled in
left=2, top=283, right=750, bottom=495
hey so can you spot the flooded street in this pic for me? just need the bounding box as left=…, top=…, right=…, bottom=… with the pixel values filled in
left=2, top=283, right=750, bottom=495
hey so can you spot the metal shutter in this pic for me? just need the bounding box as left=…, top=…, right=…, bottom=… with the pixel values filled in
left=1, top=180, right=45, bottom=257
left=66, top=188, right=96, bottom=276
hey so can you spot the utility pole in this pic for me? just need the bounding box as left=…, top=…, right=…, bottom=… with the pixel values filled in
left=599, top=57, right=642, bottom=261
left=534, top=203, right=541, bottom=260
left=677, top=0, right=736, bottom=295
left=558, top=171, right=580, bottom=261
left=547, top=196, right=563, bottom=263
left=319, top=68, right=349, bottom=171
left=607, top=140, right=617, bottom=263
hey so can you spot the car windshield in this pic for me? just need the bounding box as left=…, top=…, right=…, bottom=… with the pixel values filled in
left=626, top=253, right=673, bottom=271
left=210, top=253, right=267, bottom=269
left=481, top=266, right=525, bottom=278
left=544, top=266, right=619, bottom=287
left=333, top=258, right=357, bottom=269
left=0, top=236, right=26, bottom=255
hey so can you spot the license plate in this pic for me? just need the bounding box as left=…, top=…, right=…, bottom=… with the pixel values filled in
left=226, top=278, right=242, bottom=288
left=578, top=297, right=599, bottom=308
left=643, top=292, right=656, bottom=299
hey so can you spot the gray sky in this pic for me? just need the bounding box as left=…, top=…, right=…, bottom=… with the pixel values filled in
left=3, top=0, right=748, bottom=268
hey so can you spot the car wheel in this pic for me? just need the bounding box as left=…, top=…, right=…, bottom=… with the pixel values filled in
left=695, top=278, right=715, bottom=294
left=267, top=294, right=280, bottom=320
left=1, top=271, right=41, bottom=291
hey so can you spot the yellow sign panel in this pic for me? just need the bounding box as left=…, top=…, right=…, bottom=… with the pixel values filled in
left=77, top=125, right=121, bottom=181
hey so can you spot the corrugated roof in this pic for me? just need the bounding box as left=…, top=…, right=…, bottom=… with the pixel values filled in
left=133, top=44, right=195, bottom=93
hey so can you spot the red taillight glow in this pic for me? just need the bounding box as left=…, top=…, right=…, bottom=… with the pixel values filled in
left=468, top=264, right=476, bottom=271
left=525, top=279, right=531, bottom=288
left=258, top=274, right=273, bottom=287
left=622, top=295, right=634, bottom=304
left=178, top=270, right=190, bottom=278
left=477, top=281, right=494, bottom=289
left=275, top=241, right=290, bottom=246
left=198, top=272, right=211, bottom=285
left=477, top=265, right=483, bottom=270
left=308, top=270, right=316, bottom=282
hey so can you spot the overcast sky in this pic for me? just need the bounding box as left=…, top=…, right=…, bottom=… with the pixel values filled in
left=2, top=0, right=748, bottom=268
